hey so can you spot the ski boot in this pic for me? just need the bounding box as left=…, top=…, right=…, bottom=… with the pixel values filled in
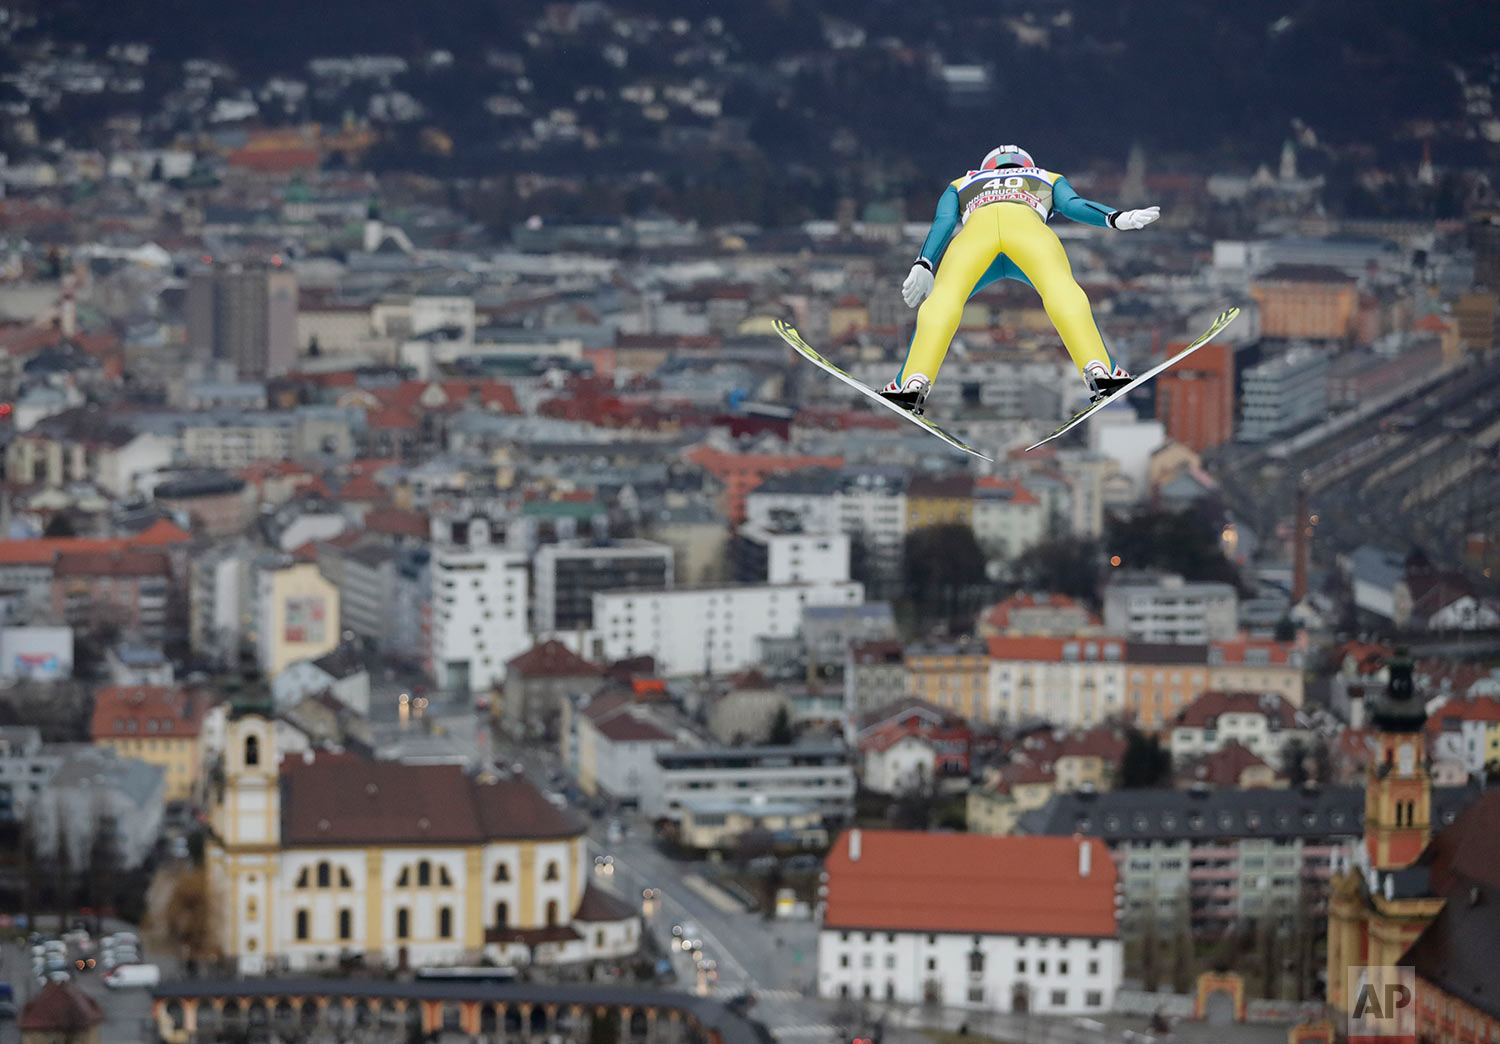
left=881, top=374, right=931, bottom=416
left=1083, top=360, right=1133, bottom=404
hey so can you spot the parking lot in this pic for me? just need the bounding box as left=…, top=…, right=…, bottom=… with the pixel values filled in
left=0, top=916, right=171, bottom=1044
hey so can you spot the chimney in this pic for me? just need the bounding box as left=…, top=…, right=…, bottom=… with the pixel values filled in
left=1292, top=482, right=1310, bottom=605
left=849, top=828, right=862, bottom=862
left=1078, top=839, right=1092, bottom=878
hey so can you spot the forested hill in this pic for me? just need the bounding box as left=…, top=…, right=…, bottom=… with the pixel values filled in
left=12, top=0, right=1499, bottom=190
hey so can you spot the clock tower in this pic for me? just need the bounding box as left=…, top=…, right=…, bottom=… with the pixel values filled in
left=1325, top=651, right=1445, bottom=1016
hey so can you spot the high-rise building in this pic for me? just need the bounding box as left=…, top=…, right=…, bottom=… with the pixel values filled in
left=1237, top=346, right=1330, bottom=442
left=186, top=263, right=298, bottom=378
left=532, top=539, right=674, bottom=634
left=429, top=515, right=529, bottom=695
left=1155, top=341, right=1235, bottom=451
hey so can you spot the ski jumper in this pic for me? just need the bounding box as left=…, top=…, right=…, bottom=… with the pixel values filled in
left=899, top=166, right=1119, bottom=386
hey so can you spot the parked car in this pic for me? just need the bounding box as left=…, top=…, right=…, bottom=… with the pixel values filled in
left=103, top=963, right=160, bottom=989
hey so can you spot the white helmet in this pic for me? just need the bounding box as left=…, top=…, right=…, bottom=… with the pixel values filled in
left=981, top=145, right=1035, bottom=170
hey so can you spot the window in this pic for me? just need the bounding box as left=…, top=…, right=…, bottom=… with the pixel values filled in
left=339, top=867, right=351, bottom=888
left=418, top=861, right=431, bottom=887
left=246, top=897, right=258, bottom=921
left=1086, top=990, right=1103, bottom=1008
left=1088, top=960, right=1099, bottom=975
left=317, top=862, right=330, bottom=888
left=439, top=907, right=453, bottom=939
left=1059, top=961, right=1069, bottom=975
left=968, top=950, right=985, bottom=974
left=595, top=929, right=605, bottom=947
left=862, top=954, right=873, bottom=969
left=397, top=867, right=409, bottom=887
left=295, top=910, right=309, bottom=940
left=494, top=863, right=510, bottom=883
left=495, top=902, right=509, bottom=928
left=245, top=734, right=260, bottom=767
left=396, top=908, right=410, bottom=939
left=545, top=861, right=560, bottom=882
left=295, top=868, right=309, bottom=888
left=1017, top=960, right=1028, bottom=973
left=339, top=909, right=352, bottom=940
left=839, top=954, right=849, bottom=968
left=546, top=900, right=559, bottom=927
left=1038, top=961, right=1048, bottom=974
left=1051, top=990, right=1067, bottom=1007
left=439, top=867, right=452, bottom=887
left=885, top=954, right=896, bottom=969
left=968, top=986, right=984, bottom=1003
left=926, top=958, right=937, bottom=972
left=840, top=932, right=850, bottom=943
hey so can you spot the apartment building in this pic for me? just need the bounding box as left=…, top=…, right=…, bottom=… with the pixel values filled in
left=1168, top=690, right=1312, bottom=766
left=1238, top=346, right=1331, bottom=443
left=1020, top=786, right=1477, bottom=937
left=533, top=539, right=674, bottom=633
left=645, top=743, right=855, bottom=821
left=1103, top=574, right=1239, bottom=644
left=429, top=515, right=529, bottom=694
left=591, top=580, right=864, bottom=677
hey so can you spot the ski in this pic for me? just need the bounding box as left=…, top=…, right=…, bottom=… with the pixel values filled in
left=773, top=319, right=993, bottom=462
left=1025, top=307, right=1241, bottom=452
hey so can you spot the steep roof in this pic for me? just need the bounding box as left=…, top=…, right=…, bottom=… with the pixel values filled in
left=280, top=758, right=582, bottom=846
left=92, top=686, right=207, bottom=740
left=1172, top=690, right=1302, bottom=729
left=572, top=883, right=638, bottom=924
left=822, top=829, right=1116, bottom=938
left=508, top=639, right=604, bottom=679
left=19, top=980, right=104, bottom=1031
left=1178, top=741, right=1275, bottom=788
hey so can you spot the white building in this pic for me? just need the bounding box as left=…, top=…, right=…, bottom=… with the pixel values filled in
left=0, top=726, right=62, bottom=821
left=1238, top=346, right=1330, bottom=443
left=0, top=626, right=74, bottom=681
left=744, top=470, right=841, bottom=534
left=818, top=829, right=1122, bottom=1013
left=1103, top=574, right=1239, bottom=644
left=1167, top=690, right=1312, bottom=766
left=430, top=515, right=530, bottom=694
left=566, top=693, right=685, bottom=804
left=533, top=539, right=674, bottom=634
left=734, top=524, right=851, bottom=585
left=591, top=581, right=864, bottom=678
left=860, top=731, right=936, bottom=795
left=646, top=743, right=855, bottom=821
left=970, top=479, right=1047, bottom=561
left=208, top=707, right=641, bottom=975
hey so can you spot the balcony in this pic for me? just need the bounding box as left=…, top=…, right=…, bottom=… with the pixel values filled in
left=1188, top=865, right=1239, bottom=882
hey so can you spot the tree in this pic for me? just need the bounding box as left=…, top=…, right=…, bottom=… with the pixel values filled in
left=1011, top=536, right=1102, bottom=602
left=43, top=514, right=77, bottom=537
left=1120, top=729, right=1172, bottom=789
left=588, top=1008, right=620, bottom=1044
left=1280, top=739, right=1309, bottom=786
left=1105, top=505, right=1244, bottom=589
left=902, top=523, right=990, bottom=628
left=767, top=705, right=793, bottom=746
left=151, top=867, right=219, bottom=964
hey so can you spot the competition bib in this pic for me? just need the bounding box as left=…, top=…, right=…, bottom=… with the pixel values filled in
left=954, top=167, right=1055, bottom=223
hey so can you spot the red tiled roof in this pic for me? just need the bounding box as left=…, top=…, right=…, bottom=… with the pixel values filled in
left=366, top=405, right=419, bottom=430
left=54, top=548, right=169, bottom=578
left=1172, top=691, right=1301, bottom=730
left=1211, top=639, right=1297, bottom=666
left=823, top=830, right=1117, bottom=938
left=987, top=636, right=1066, bottom=661
left=131, top=517, right=193, bottom=545
left=336, top=474, right=387, bottom=502
left=364, top=508, right=429, bottom=540
left=20, top=981, right=103, bottom=1032
left=974, top=476, right=1039, bottom=505
left=1180, top=741, right=1273, bottom=788
left=594, top=713, right=675, bottom=743
left=92, top=686, right=206, bottom=740
left=508, top=639, right=603, bottom=679
left=1057, top=727, right=1128, bottom=762
left=981, top=592, right=1095, bottom=631
left=859, top=723, right=936, bottom=755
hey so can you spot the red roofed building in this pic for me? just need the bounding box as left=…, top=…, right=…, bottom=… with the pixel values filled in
left=1168, top=690, right=1311, bottom=766
left=1175, top=740, right=1281, bottom=789
left=501, top=639, right=604, bottom=740
left=562, top=688, right=679, bottom=804
left=978, top=592, right=1101, bottom=638
left=51, top=548, right=173, bottom=641
left=92, top=685, right=209, bottom=801
left=818, top=829, right=1121, bottom=1012
left=972, top=477, right=1045, bottom=558
left=18, top=979, right=104, bottom=1041
left=686, top=446, right=843, bottom=524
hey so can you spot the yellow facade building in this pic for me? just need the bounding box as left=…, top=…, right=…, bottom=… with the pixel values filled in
left=207, top=703, right=641, bottom=975
left=91, top=686, right=207, bottom=802
left=254, top=561, right=341, bottom=678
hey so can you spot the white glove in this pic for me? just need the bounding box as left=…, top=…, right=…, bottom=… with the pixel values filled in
left=1110, top=206, right=1160, bottom=231
left=902, top=262, right=934, bottom=308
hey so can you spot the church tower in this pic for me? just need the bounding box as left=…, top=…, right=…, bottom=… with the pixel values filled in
left=1325, top=652, right=1444, bottom=1014
left=207, top=689, right=281, bottom=975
